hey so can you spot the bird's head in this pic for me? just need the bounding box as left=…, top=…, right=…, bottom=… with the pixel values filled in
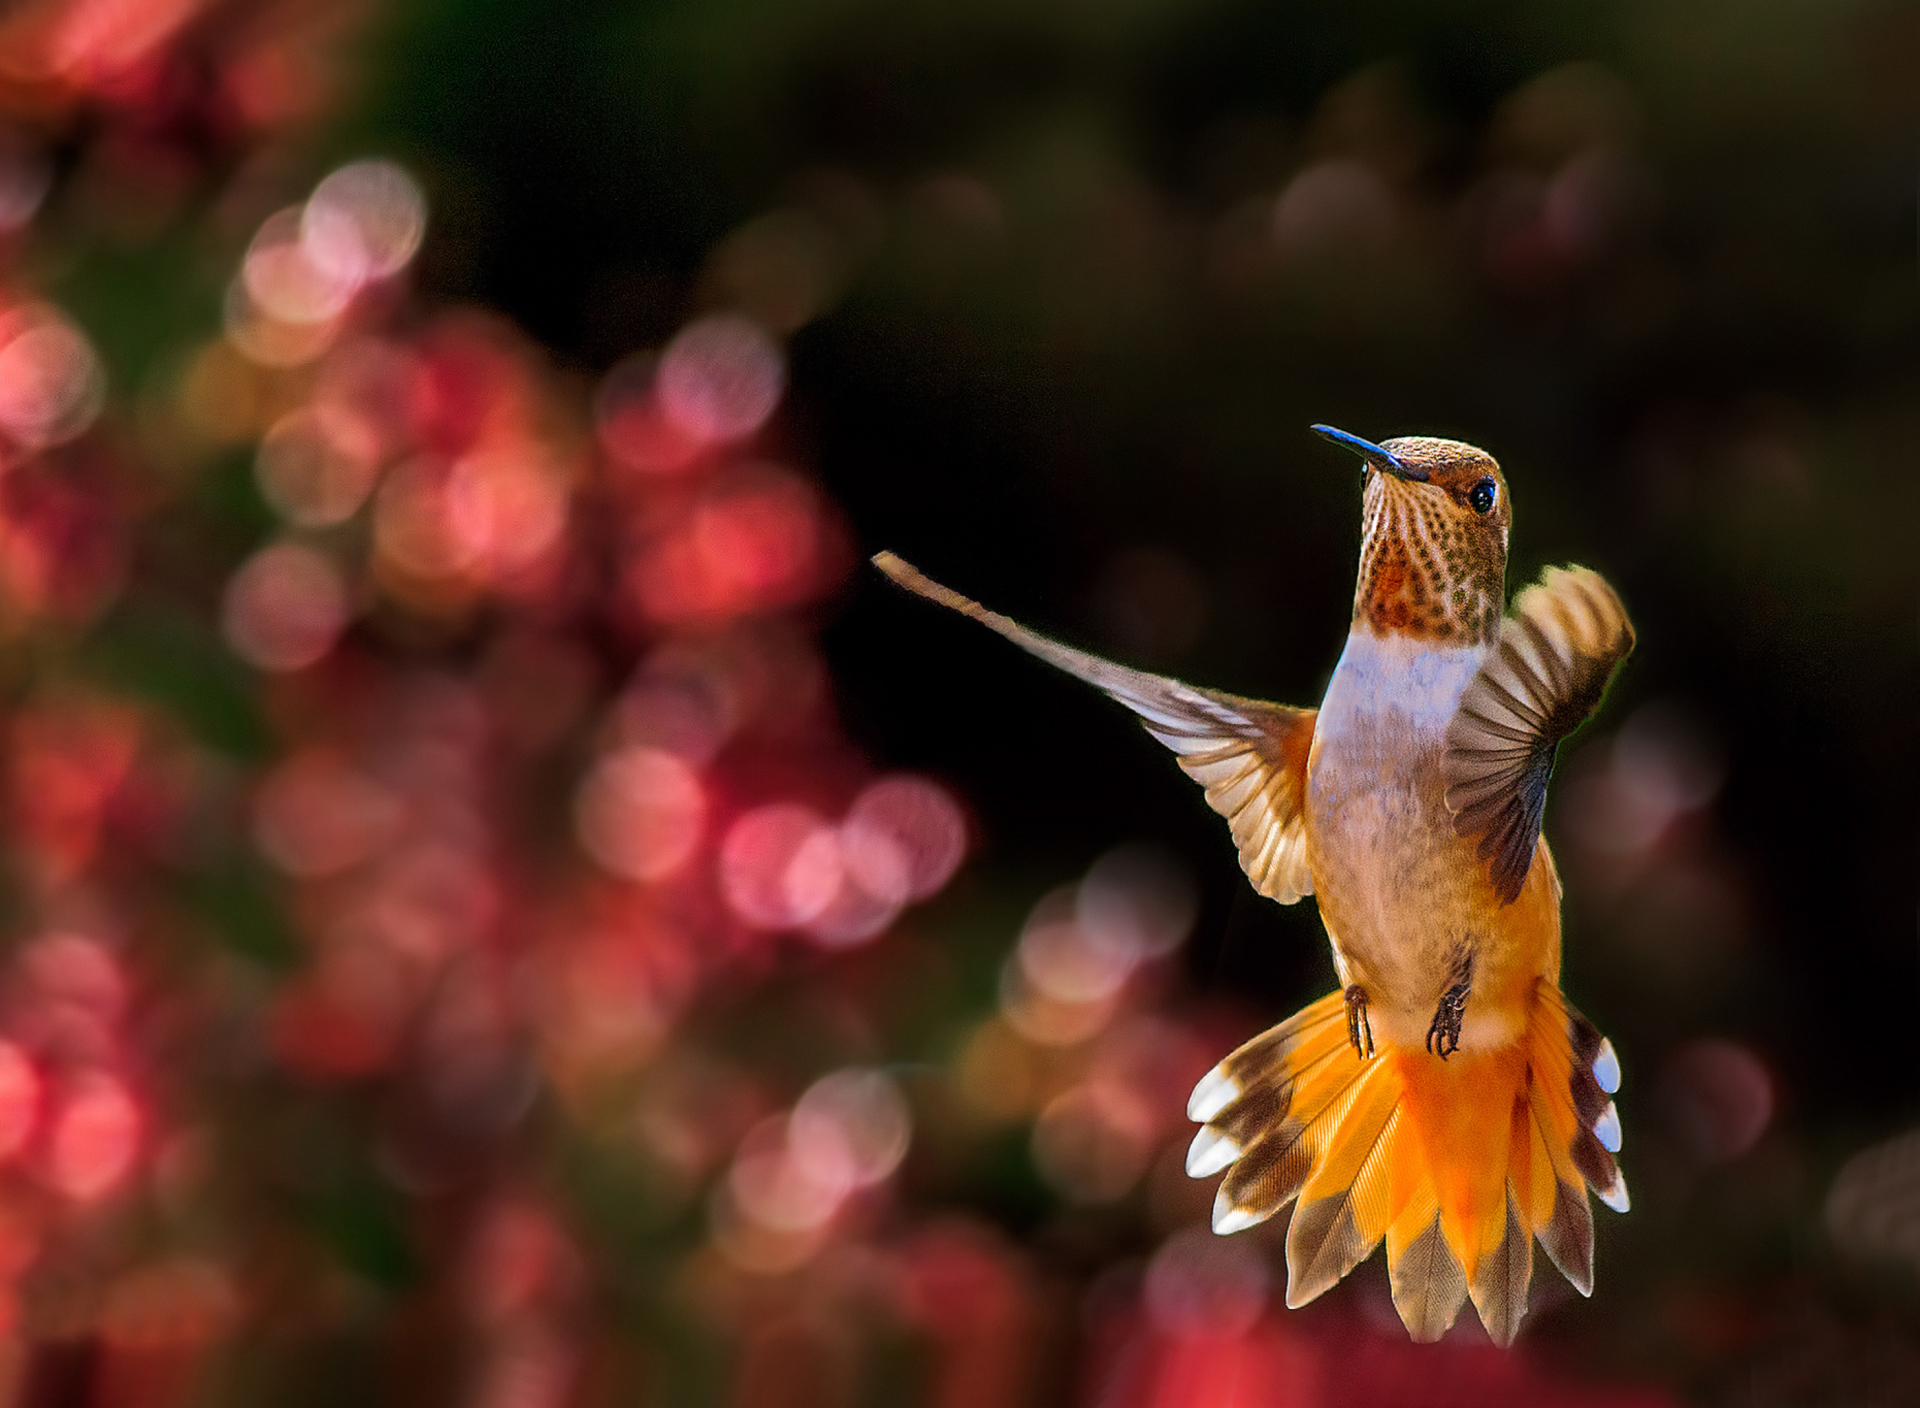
left=1311, top=426, right=1510, bottom=646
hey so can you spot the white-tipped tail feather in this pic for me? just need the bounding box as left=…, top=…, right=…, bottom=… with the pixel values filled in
left=1186, top=1126, right=1242, bottom=1178
left=1593, top=1038, right=1621, bottom=1094
left=1186, top=1066, right=1241, bottom=1123
left=1211, top=1188, right=1267, bottom=1235
left=1596, top=1170, right=1631, bottom=1213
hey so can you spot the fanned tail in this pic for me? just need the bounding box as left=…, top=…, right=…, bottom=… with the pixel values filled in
left=1187, top=982, right=1627, bottom=1344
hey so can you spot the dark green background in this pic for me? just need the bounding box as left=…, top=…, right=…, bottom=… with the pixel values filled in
left=172, top=0, right=1919, bottom=1397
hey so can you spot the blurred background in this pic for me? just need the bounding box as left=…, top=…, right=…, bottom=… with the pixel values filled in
left=0, top=0, right=1906, bottom=1404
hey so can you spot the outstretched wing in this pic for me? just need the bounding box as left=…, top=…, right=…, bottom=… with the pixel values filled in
left=1442, top=566, right=1634, bottom=904
left=874, top=552, right=1318, bottom=904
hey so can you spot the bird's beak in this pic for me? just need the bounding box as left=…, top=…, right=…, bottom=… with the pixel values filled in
left=1311, top=424, right=1426, bottom=482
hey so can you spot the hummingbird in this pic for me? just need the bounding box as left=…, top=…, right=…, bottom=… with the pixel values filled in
left=873, top=427, right=1634, bottom=1345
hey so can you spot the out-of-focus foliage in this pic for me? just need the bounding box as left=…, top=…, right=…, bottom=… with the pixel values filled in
left=0, top=0, right=1905, bottom=1405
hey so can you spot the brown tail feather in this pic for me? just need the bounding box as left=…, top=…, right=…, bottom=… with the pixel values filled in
left=1284, top=1066, right=1402, bottom=1307
left=1469, top=1195, right=1534, bottom=1346
left=1187, top=980, right=1627, bottom=1344
left=1387, top=1190, right=1469, bottom=1341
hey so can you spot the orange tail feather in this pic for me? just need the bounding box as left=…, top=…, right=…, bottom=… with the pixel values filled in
left=1187, top=980, right=1627, bottom=1344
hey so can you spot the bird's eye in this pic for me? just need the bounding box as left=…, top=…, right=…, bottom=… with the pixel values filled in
left=1468, top=479, right=1497, bottom=515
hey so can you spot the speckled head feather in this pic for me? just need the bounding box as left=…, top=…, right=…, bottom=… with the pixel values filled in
left=1353, top=436, right=1510, bottom=645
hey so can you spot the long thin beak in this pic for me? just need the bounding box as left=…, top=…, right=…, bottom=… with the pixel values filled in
left=1311, top=424, right=1425, bottom=482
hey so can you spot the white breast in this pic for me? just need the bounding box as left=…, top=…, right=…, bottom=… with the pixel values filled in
left=1306, top=629, right=1489, bottom=1003
left=1316, top=629, right=1487, bottom=741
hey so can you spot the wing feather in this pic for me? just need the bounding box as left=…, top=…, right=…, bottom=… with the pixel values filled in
left=1443, top=565, right=1634, bottom=903
left=875, top=552, right=1318, bottom=904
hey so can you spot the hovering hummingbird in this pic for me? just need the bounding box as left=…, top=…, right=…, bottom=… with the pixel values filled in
left=874, top=427, right=1635, bottom=1345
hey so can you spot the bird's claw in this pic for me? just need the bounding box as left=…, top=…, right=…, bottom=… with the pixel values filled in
left=1345, top=984, right=1374, bottom=1059
left=1425, top=980, right=1469, bottom=1059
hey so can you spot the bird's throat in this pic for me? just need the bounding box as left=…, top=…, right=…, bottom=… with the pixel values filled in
left=1353, top=487, right=1505, bottom=644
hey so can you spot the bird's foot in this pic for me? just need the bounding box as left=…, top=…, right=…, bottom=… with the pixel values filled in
left=1425, top=979, right=1470, bottom=1059
left=1344, top=984, right=1374, bottom=1059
